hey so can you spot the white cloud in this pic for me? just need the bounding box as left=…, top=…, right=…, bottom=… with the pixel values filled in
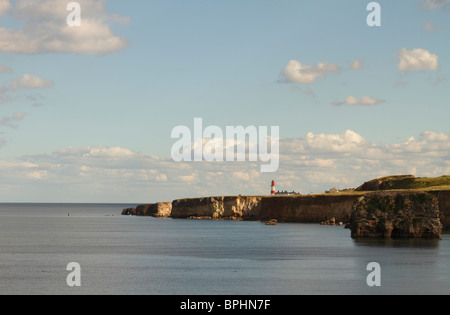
left=232, top=170, right=261, bottom=182
left=179, top=174, right=197, bottom=183
left=396, top=48, right=439, bottom=71
left=0, top=0, right=11, bottom=16
left=0, top=112, right=25, bottom=128
left=0, top=69, right=52, bottom=106
left=26, top=170, right=48, bottom=179
left=2, top=130, right=450, bottom=202
left=423, top=20, right=444, bottom=32
left=279, top=130, right=450, bottom=191
left=351, top=59, right=363, bottom=70
left=12, top=112, right=25, bottom=121
left=281, top=60, right=341, bottom=84
left=10, top=74, right=53, bottom=89
left=0, top=160, right=39, bottom=168
left=302, top=159, right=335, bottom=168
left=332, top=96, right=385, bottom=106
left=389, top=131, right=450, bottom=154
left=302, top=129, right=369, bottom=154
left=0, top=0, right=129, bottom=55
left=420, top=0, right=450, bottom=10
left=84, top=146, right=134, bottom=158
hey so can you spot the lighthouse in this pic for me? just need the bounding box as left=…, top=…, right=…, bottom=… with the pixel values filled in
left=271, top=180, right=276, bottom=196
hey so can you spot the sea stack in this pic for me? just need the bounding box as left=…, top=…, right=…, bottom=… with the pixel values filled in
left=349, top=191, right=442, bottom=239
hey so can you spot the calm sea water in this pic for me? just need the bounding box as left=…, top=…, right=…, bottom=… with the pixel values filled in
left=0, top=203, right=449, bottom=295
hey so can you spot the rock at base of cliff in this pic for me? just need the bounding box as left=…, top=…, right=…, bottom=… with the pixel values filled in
left=122, top=207, right=136, bottom=215
left=350, top=191, right=442, bottom=239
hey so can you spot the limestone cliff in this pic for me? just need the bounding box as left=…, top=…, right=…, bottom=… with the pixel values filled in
left=257, top=194, right=360, bottom=223
left=431, top=190, right=450, bottom=230
left=121, top=202, right=172, bottom=218
left=121, top=176, right=450, bottom=239
left=129, top=194, right=361, bottom=223
left=171, top=196, right=262, bottom=220
left=349, top=192, right=442, bottom=239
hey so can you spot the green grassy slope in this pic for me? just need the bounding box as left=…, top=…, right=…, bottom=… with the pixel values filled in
left=356, top=175, right=450, bottom=191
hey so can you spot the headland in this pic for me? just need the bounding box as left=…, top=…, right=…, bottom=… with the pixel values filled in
left=122, top=175, right=450, bottom=239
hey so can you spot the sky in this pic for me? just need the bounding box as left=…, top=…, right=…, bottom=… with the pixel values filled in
left=0, top=0, right=449, bottom=203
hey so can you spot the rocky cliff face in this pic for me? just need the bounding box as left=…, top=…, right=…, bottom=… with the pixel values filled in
left=152, top=194, right=360, bottom=223
left=121, top=202, right=172, bottom=218
left=258, top=195, right=360, bottom=223
left=432, top=190, right=450, bottom=230
left=122, top=189, right=450, bottom=238
left=171, top=196, right=263, bottom=220
left=349, top=192, right=442, bottom=239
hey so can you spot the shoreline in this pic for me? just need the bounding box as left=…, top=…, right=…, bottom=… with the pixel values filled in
left=122, top=176, right=450, bottom=239
left=122, top=190, right=450, bottom=239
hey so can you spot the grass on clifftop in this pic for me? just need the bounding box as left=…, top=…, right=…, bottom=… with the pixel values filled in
left=172, top=176, right=450, bottom=202
left=356, top=175, right=450, bottom=191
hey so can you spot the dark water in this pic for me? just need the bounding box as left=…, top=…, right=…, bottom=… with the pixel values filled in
left=0, top=203, right=449, bottom=295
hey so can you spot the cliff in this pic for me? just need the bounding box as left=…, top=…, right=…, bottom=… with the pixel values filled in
left=256, top=194, right=362, bottom=223
left=349, top=191, right=442, bottom=239
left=122, top=176, right=450, bottom=238
left=356, top=175, right=450, bottom=192
left=171, top=196, right=262, bottom=220
left=127, top=194, right=364, bottom=223
left=122, top=202, right=172, bottom=218
left=431, top=190, right=450, bottom=230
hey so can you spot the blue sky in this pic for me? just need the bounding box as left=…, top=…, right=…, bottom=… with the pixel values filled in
left=0, top=0, right=449, bottom=202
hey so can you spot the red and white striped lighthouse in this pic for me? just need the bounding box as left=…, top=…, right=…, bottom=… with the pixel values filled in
left=271, top=180, right=276, bottom=196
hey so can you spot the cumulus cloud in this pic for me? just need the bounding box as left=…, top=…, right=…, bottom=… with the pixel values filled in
left=281, top=60, right=341, bottom=84
left=294, top=130, right=370, bottom=154
left=2, top=129, right=448, bottom=202
left=396, top=48, right=439, bottom=71
left=389, top=131, right=450, bottom=154
left=10, top=74, right=53, bottom=89
left=0, top=69, right=52, bottom=106
left=278, top=130, right=450, bottom=192
left=0, top=71, right=51, bottom=147
left=0, top=0, right=129, bottom=55
left=332, top=96, right=385, bottom=106
left=0, top=160, right=47, bottom=185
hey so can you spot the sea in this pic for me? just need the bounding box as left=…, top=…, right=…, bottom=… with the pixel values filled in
left=0, top=203, right=449, bottom=295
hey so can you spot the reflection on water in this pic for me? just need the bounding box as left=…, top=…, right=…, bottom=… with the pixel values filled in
left=353, top=238, right=441, bottom=249
left=0, top=204, right=449, bottom=295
